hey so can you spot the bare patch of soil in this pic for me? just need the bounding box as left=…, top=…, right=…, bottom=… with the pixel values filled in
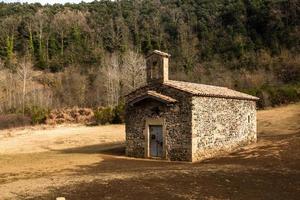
left=0, top=124, right=125, bottom=154
left=0, top=103, right=299, bottom=200
left=257, top=103, right=300, bottom=136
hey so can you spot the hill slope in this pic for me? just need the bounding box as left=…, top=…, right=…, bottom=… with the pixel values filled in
left=0, top=0, right=299, bottom=111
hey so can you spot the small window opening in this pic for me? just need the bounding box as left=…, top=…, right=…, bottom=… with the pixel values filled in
left=151, top=61, right=159, bottom=79
left=247, top=115, right=251, bottom=123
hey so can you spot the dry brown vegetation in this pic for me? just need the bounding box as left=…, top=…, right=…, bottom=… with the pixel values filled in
left=46, top=108, right=94, bottom=125
left=0, top=103, right=299, bottom=200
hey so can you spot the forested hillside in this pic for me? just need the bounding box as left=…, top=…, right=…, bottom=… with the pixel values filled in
left=0, top=0, right=299, bottom=118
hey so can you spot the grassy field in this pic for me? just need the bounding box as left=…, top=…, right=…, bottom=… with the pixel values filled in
left=0, top=103, right=299, bottom=200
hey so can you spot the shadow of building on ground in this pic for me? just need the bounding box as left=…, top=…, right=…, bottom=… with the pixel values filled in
left=50, top=142, right=126, bottom=156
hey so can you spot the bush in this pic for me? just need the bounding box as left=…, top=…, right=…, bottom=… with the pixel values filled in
left=25, top=106, right=49, bottom=125
left=49, top=59, right=64, bottom=73
left=0, top=114, right=31, bottom=130
left=267, top=85, right=300, bottom=106
left=94, top=104, right=125, bottom=125
left=112, top=103, right=125, bottom=124
left=94, top=107, right=114, bottom=125
left=243, top=84, right=300, bottom=108
left=275, top=55, right=300, bottom=84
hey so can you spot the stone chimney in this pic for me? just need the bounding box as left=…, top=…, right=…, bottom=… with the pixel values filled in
left=146, top=50, right=170, bottom=85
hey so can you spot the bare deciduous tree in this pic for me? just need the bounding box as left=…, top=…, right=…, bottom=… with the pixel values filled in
left=53, top=66, right=87, bottom=107
left=101, top=54, right=121, bottom=107
left=121, top=50, right=146, bottom=95
left=0, top=59, right=5, bottom=112
left=17, top=56, right=33, bottom=115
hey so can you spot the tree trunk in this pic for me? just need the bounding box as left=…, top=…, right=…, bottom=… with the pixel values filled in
left=61, top=32, right=64, bottom=56
left=22, top=73, right=26, bottom=116
left=9, top=73, right=12, bottom=110
left=46, top=37, right=49, bottom=63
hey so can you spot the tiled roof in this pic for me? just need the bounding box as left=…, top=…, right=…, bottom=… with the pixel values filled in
left=164, top=80, right=259, bottom=101
left=128, top=90, right=177, bottom=105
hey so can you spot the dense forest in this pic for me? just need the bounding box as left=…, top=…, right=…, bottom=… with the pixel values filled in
left=0, top=0, right=299, bottom=121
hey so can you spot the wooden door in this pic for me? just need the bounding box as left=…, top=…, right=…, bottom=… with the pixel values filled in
left=149, top=125, right=163, bottom=157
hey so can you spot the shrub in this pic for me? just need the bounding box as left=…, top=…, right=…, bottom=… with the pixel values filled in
left=94, top=104, right=125, bottom=125
left=0, top=114, right=31, bottom=130
left=25, top=106, right=49, bottom=125
left=112, top=103, right=125, bottom=124
left=242, top=84, right=300, bottom=108
left=49, top=59, right=64, bottom=73
left=94, top=107, right=114, bottom=125
left=268, top=85, right=300, bottom=105
left=275, top=54, right=300, bottom=84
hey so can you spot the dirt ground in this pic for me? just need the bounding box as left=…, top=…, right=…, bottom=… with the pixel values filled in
left=0, top=103, right=300, bottom=200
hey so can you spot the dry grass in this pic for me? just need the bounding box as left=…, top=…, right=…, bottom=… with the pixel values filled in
left=258, top=103, right=300, bottom=136
left=0, top=124, right=125, bottom=154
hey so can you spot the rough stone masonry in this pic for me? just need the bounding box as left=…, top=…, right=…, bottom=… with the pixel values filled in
left=125, top=50, right=258, bottom=162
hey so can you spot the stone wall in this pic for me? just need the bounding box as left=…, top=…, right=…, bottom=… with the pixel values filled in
left=126, top=83, right=257, bottom=162
left=191, top=96, right=257, bottom=162
left=125, top=84, right=193, bottom=161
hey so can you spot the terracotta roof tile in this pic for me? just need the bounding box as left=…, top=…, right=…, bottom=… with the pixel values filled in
left=164, top=80, right=259, bottom=101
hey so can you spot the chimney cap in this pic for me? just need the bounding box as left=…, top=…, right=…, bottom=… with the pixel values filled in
left=146, top=50, right=171, bottom=59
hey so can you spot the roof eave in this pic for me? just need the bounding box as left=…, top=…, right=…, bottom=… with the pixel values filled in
left=192, top=93, right=259, bottom=101
left=127, top=91, right=177, bottom=106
